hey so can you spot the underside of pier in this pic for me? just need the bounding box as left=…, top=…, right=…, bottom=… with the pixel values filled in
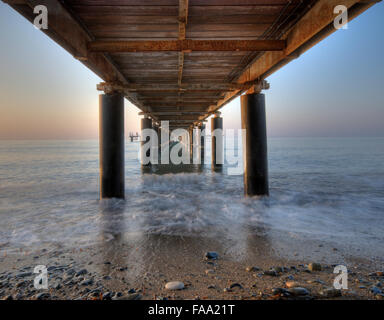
left=4, top=0, right=378, bottom=128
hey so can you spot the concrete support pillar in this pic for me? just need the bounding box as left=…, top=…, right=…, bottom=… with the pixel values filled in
left=160, top=121, right=170, bottom=165
left=211, top=113, right=223, bottom=168
left=152, top=121, right=160, bottom=160
left=241, top=93, right=269, bottom=196
left=199, top=124, right=205, bottom=165
left=99, top=93, right=125, bottom=199
left=189, top=127, right=194, bottom=163
left=141, top=117, right=152, bottom=166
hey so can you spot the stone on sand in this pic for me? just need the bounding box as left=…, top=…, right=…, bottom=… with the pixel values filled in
left=230, top=283, right=243, bottom=290
left=205, top=252, right=218, bottom=260
left=370, top=286, right=382, bottom=295
left=76, top=269, right=88, bottom=276
left=165, top=281, right=184, bottom=290
left=246, top=266, right=260, bottom=272
left=287, top=287, right=310, bottom=296
left=308, top=263, right=322, bottom=272
left=285, top=281, right=300, bottom=288
left=35, top=292, right=51, bottom=300
left=320, top=287, right=342, bottom=298
left=263, top=269, right=278, bottom=277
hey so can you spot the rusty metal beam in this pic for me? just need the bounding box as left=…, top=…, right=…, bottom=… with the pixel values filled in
left=88, top=40, right=286, bottom=53
left=178, top=0, right=189, bottom=41
left=151, top=108, right=209, bottom=113
left=139, top=112, right=206, bottom=116
left=178, top=53, right=184, bottom=87
left=163, top=119, right=197, bottom=122
left=177, top=0, right=189, bottom=94
left=97, top=82, right=262, bottom=93
left=157, top=116, right=201, bottom=121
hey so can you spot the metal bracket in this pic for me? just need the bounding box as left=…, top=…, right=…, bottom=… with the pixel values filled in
left=253, top=80, right=270, bottom=94
left=96, top=82, right=125, bottom=94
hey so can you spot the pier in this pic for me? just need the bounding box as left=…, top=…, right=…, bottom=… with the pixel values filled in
left=3, top=0, right=380, bottom=199
left=129, top=132, right=140, bottom=142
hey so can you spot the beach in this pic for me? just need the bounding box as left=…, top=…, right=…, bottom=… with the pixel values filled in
left=1, top=232, right=383, bottom=300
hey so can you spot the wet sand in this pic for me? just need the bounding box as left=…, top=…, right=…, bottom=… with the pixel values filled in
left=0, top=229, right=383, bottom=300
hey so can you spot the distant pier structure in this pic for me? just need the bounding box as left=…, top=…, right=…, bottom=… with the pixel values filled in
left=4, top=0, right=380, bottom=199
left=129, top=132, right=140, bottom=143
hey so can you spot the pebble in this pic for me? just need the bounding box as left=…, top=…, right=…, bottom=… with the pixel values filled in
left=263, top=269, right=278, bottom=277
left=272, top=288, right=289, bottom=295
left=285, top=281, right=300, bottom=288
left=83, top=288, right=90, bottom=294
left=205, top=269, right=215, bottom=275
left=89, top=291, right=101, bottom=298
left=80, top=279, right=93, bottom=286
left=205, top=252, right=218, bottom=260
left=229, top=283, right=243, bottom=290
left=76, top=269, right=88, bottom=277
left=102, top=292, right=113, bottom=300
left=165, top=281, right=184, bottom=290
left=308, top=263, right=322, bottom=272
left=370, top=286, right=382, bottom=295
left=35, top=292, right=51, bottom=300
left=287, top=287, right=310, bottom=296
left=103, top=275, right=112, bottom=280
left=314, top=279, right=326, bottom=285
left=52, top=283, right=62, bottom=290
left=16, top=272, right=32, bottom=278
left=320, top=288, right=342, bottom=298
left=207, top=285, right=215, bottom=289
left=15, top=293, right=23, bottom=300
left=66, top=269, right=76, bottom=276
left=16, top=280, right=28, bottom=288
left=115, top=293, right=141, bottom=300
left=245, top=266, right=260, bottom=272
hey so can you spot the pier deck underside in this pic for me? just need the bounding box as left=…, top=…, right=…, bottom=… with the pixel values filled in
left=4, top=0, right=378, bottom=128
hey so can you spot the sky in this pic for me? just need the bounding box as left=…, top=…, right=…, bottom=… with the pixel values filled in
left=0, top=2, right=383, bottom=139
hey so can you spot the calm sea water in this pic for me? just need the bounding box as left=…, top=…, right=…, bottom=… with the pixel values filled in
left=0, top=138, right=383, bottom=260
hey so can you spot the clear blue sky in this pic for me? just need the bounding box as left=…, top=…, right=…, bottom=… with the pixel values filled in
left=0, top=2, right=383, bottom=139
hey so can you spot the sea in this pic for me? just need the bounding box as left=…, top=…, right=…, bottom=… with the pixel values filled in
left=0, top=137, right=383, bottom=261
